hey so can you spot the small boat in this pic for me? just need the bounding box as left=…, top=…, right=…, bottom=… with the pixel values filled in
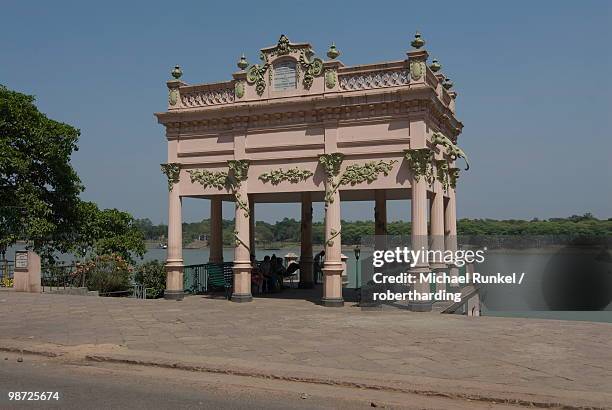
left=159, top=243, right=168, bottom=249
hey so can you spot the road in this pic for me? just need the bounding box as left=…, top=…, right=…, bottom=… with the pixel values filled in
left=0, top=352, right=513, bottom=409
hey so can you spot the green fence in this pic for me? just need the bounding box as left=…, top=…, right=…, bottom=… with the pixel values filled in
left=183, top=262, right=234, bottom=294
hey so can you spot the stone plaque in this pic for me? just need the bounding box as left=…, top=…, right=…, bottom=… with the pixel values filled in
left=273, top=61, right=296, bottom=91
left=15, top=251, right=28, bottom=269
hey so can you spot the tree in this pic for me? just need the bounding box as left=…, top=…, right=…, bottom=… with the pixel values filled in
left=1, top=85, right=145, bottom=264
left=73, top=201, right=146, bottom=263
left=0, top=85, right=82, bottom=261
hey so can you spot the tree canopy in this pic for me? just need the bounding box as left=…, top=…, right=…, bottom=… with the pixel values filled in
left=0, top=85, right=83, bottom=259
left=0, top=85, right=144, bottom=263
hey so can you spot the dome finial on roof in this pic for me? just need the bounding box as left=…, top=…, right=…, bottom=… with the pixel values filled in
left=411, top=31, right=425, bottom=49
left=171, top=65, right=182, bottom=80
left=327, top=42, right=340, bottom=59
left=237, top=54, right=249, bottom=71
left=429, top=58, right=441, bottom=72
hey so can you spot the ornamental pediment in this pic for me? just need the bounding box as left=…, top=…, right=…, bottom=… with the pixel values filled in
left=243, top=35, right=325, bottom=96
left=161, top=32, right=460, bottom=134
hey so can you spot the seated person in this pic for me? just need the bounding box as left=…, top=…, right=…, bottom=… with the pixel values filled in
left=313, top=250, right=325, bottom=284
left=259, top=255, right=278, bottom=292
left=250, top=254, right=263, bottom=293
left=285, top=261, right=300, bottom=276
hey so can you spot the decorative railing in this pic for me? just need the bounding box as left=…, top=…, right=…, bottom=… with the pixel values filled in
left=183, top=262, right=234, bottom=294
left=339, top=69, right=408, bottom=91
left=183, top=263, right=208, bottom=294
left=41, top=263, right=85, bottom=289
left=180, top=85, right=235, bottom=108
left=0, top=259, right=14, bottom=287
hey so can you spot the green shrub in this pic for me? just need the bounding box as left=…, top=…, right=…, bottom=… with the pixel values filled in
left=134, top=260, right=166, bottom=298
left=77, top=254, right=132, bottom=295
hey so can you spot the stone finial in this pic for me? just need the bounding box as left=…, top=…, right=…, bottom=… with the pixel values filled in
left=443, top=77, right=454, bottom=90
left=327, top=43, right=340, bottom=60
left=171, top=65, right=182, bottom=80
left=237, top=54, right=249, bottom=71
left=411, top=31, right=425, bottom=49
left=429, top=58, right=441, bottom=72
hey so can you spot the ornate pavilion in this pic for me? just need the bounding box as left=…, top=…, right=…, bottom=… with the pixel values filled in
left=156, top=33, right=467, bottom=310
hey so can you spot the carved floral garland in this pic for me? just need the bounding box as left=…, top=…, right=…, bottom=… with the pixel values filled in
left=435, top=159, right=450, bottom=191
left=448, top=167, right=460, bottom=189
left=318, top=154, right=398, bottom=247
left=188, top=160, right=251, bottom=252
left=299, top=50, right=324, bottom=89
left=259, top=167, right=313, bottom=185
left=404, top=148, right=434, bottom=183
left=160, top=163, right=181, bottom=191
left=431, top=132, right=470, bottom=170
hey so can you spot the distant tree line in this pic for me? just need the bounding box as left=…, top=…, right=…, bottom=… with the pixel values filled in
left=135, top=213, right=612, bottom=246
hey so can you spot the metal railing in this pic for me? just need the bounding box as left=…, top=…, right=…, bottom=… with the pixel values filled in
left=41, top=263, right=85, bottom=290
left=0, top=259, right=14, bottom=287
left=183, top=262, right=234, bottom=295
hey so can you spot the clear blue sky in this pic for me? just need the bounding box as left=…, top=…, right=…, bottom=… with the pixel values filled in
left=2, top=1, right=611, bottom=223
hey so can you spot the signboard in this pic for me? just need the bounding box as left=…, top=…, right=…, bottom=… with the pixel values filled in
left=15, top=251, right=28, bottom=269
left=273, top=61, right=296, bottom=91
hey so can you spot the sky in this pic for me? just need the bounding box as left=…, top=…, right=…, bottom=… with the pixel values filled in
left=1, top=1, right=611, bottom=224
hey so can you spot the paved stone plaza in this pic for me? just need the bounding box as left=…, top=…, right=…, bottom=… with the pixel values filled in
left=1, top=290, right=611, bottom=407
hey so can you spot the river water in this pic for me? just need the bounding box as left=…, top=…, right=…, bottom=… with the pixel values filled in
left=4, top=245, right=611, bottom=323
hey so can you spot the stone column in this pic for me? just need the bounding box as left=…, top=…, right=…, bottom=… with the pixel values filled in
left=209, top=197, right=223, bottom=264
left=232, top=180, right=252, bottom=302
left=322, top=178, right=344, bottom=307
left=374, top=189, right=387, bottom=252
left=445, top=187, right=459, bottom=288
left=249, top=196, right=255, bottom=259
left=299, top=192, right=314, bottom=288
left=165, top=185, right=184, bottom=300
left=375, top=190, right=387, bottom=235
left=409, top=176, right=431, bottom=311
left=430, top=177, right=446, bottom=293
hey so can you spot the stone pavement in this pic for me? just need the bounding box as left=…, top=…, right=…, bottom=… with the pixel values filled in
left=1, top=289, right=611, bottom=407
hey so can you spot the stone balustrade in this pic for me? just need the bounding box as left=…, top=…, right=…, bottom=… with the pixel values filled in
left=179, top=82, right=235, bottom=108
left=338, top=68, right=409, bottom=91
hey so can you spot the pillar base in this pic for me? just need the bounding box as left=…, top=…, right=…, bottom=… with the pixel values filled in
left=231, top=293, right=253, bottom=303
left=298, top=281, right=314, bottom=289
left=408, top=301, right=432, bottom=312
left=164, top=290, right=184, bottom=301
left=321, top=297, right=344, bottom=307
